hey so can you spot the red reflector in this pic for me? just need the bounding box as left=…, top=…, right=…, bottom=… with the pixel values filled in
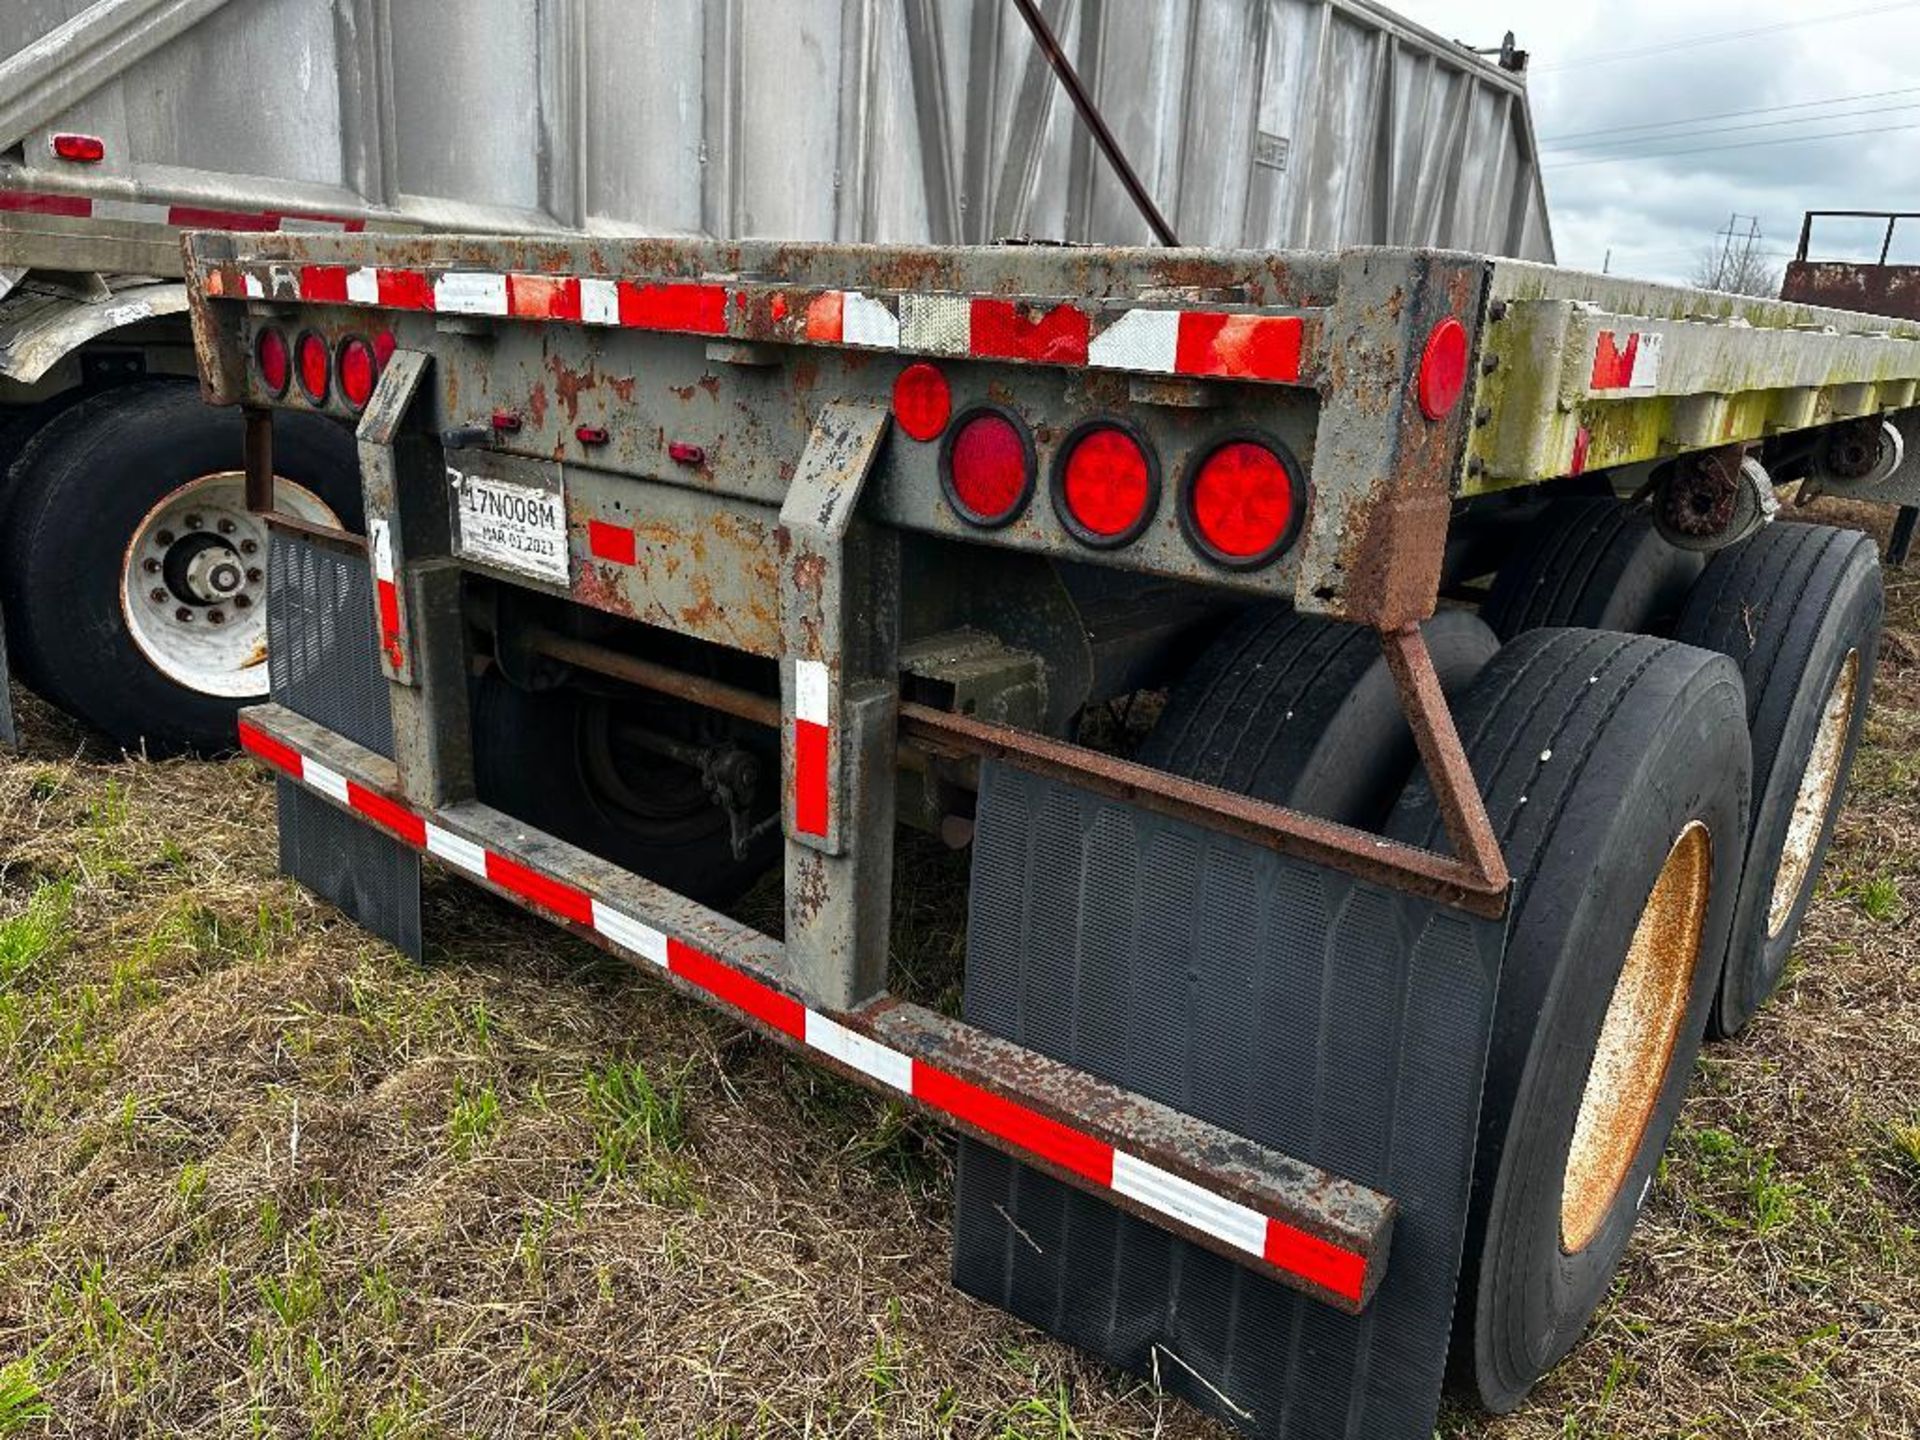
left=1417, top=316, right=1470, bottom=420
left=1055, top=423, right=1157, bottom=546
left=942, top=409, right=1033, bottom=527
left=372, top=330, right=397, bottom=367
left=294, top=331, right=330, bottom=404
left=52, top=133, right=105, bottom=163
left=255, top=328, right=290, bottom=397
left=667, top=441, right=706, bottom=466
left=491, top=409, right=522, bottom=433
left=1184, top=438, right=1301, bottom=569
left=576, top=425, right=609, bottom=446
left=891, top=362, right=951, bottom=442
left=336, top=336, right=378, bottom=411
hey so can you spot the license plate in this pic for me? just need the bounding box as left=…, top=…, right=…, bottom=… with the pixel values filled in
left=450, top=464, right=571, bottom=585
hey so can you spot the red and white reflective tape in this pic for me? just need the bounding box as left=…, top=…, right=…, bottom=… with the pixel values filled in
left=1590, top=328, right=1663, bottom=393
left=236, top=718, right=1371, bottom=1303
left=202, top=257, right=1308, bottom=384
left=792, top=658, right=832, bottom=838
left=369, top=518, right=404, bottom=668
left=805, top=288, right=1305, bottom=382
left=0, top=188, right=363, bottom=231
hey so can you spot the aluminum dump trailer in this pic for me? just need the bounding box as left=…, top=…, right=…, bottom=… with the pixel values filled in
left=175, top=223, right=1908, bottom=1436
left=0, top=0, right=1553, bottom=752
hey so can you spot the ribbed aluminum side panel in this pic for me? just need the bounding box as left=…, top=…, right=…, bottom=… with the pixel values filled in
left=953, top=761, right=1507, bottom=1440
left=2, top=0, right=1552, bottom=259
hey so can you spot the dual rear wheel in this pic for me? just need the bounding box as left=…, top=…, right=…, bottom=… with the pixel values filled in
left=1146, top=499, right=1879, bottom=1412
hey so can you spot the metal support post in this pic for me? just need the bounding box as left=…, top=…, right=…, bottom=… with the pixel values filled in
left=356, top=349, right=474, bottom=808
left=777, top=399, right=900, bottom=1011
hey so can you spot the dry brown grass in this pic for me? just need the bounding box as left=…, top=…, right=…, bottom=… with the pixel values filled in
left=2, top=505, right=1916, bottom=1438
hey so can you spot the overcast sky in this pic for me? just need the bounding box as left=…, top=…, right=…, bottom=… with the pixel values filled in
left=1394, top=0, right=1920, bottom=283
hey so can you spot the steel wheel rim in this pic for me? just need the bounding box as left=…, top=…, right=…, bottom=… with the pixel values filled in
left=1767, top=649, right=1859, bottom=939
left=119, top=471, right=338, bottom=699
left=1560, top=820, right=1713, bottom=1254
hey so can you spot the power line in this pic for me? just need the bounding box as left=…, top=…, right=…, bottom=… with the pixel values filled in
left=1540, top=84, right=1920, bottom=146
left=1535, top=1, right=1920, bottom=71
left=1543, top=99, right=1920, bottom=158
left=1542, top=118, right=1920, bottom=169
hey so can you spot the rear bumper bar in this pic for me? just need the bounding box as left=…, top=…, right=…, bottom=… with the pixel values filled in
left=238, top=701, right=1396, bottom=1314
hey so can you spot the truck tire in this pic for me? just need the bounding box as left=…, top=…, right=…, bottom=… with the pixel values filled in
left=1139, top=606, right=1498, bottom=830
left=1388, top=628, right=1750, bottom=1412
left=1482, top=497, right=1703, bottom=640
left=1673, top=522, right=1881, bottom=1037
left=0, top=381, right=360, bottom=755
left=470, top=671, right=779, bottom=907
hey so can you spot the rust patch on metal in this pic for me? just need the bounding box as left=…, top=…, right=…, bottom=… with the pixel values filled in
left=527, top=379, right=548, bottom=429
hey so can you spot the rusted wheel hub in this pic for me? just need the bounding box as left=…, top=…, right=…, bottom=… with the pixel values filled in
left=1560, top=820, right=1713, bottom=1253
left=1768, top=650, right=1860, bottom=937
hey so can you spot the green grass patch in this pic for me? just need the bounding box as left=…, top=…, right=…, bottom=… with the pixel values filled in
left=585, top=1060, right=697, bottom=1205
left=0, top=879, right=74, bottom=990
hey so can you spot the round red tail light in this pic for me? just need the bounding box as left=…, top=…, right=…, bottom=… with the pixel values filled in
left=372, top=329, right=398, bottom=367
left=892, top=362, right=952, bottom=442
left=255, top=327, right=290, bottom=397
left=294, top=330, right=330, bottom=404
left=1182, top=436, right=1303, bottom=569
left=337, top=336, right=378, bottom=411
left=941, top=408, right=1034, bottom=527
left=1054, top=421, right=1157, bottom=547
left=1417, top=316, right=1469, bottom=420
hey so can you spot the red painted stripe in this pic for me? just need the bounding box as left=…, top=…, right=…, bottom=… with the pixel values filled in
left=1591, top=330, right=1639, bottom=389
left=1264, top=1219, right=1368, bottom=1304
left=914, top=1062, right=1115, bottom=1186
left=969, top=298, right=1090, bottom=365
left=1570, top=425, right=1592, bottom=476
left=299, top=265, right=350, bottom=303
left=793, top=717, right=829, bottom=838
left=508, top=274, right=583, bottom=322
left=377, top=268, right=435, bottom=310
left=168, top=205, right=277, bottom=232
left=0, top=190, right=90, bottom=217
left=1174, top=313, right=1303, bottom=382
left=484, top=852, right=594, bottom=926
left=666, top=938, right=807, bottom=1040
left=237, top=722, right=303, bottom=777
left=346, top=781, right=427, bottom=847
left=375, top=578, right=401, bottom=638
left=587, top=520, right=636, bottom=565
left=804, top=291, right=845, bottom=342
left=617, top=281, right=728, bottom=334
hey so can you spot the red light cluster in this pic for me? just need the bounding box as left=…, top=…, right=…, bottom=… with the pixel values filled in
left=892, top=359, right=1304, bottom=571
left=254, top=325, right=393, bottom=412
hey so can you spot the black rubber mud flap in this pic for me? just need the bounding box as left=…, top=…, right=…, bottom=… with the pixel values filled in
left=952, top=763, right=1507, bottom=1440
left=0, top=597, right=16, bottom=749
left=264, top=528, right=421, bottom=959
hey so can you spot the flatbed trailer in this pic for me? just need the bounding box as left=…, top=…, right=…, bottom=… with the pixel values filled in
left=176, top=227, right=1909, bottom=1437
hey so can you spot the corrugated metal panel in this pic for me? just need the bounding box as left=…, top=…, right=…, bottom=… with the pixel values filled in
left=0, top=0, right=1552, bottom=258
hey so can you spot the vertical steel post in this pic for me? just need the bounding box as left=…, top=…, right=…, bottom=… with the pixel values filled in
left=777, top=399, right=899, bottom=1011
left=355, top=350, right=475, bottom=808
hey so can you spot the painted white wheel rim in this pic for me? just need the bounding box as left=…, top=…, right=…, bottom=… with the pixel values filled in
left=119, top=471, right=339, bottom=699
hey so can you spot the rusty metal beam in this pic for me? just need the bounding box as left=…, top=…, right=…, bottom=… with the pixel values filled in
left=1378, top=622, right=1509, bottom=897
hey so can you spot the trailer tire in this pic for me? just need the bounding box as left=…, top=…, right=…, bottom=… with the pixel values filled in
left=1673, top=522, right=1881, bottom=1037
left=1139, top=606, right=1498, bottom=829
left=1482, top=497, right=1703, bottom=640
left=1388, top=628, right=1750, bottom=1413
left=470, top=671, right=779, bottom=907
left=0, top=381, right=360, bottom=755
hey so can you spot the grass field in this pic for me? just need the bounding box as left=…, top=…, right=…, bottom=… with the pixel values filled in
left=1, top=510, right=1915, bottom=1439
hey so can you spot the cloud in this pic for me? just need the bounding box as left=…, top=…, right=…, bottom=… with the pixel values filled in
left=1395, top=0, right=1920, bottom=281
